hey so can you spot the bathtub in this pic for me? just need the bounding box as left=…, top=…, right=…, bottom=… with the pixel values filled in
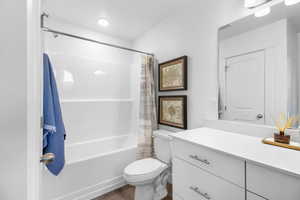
left=42, top=135, right=137, bottom=200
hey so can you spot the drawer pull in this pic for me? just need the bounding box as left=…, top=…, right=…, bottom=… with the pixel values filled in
left=189, top=186, right=211, bottom=200
left=189, top=155, right=210, bottom=165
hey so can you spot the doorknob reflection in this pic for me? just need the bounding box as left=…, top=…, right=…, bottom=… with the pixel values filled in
left=256, top=114, right=264, bottom=120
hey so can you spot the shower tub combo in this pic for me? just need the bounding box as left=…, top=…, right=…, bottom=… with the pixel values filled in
left=42, top=135, right=137, bottom=200
left=43, top=17, right=141, bottom=200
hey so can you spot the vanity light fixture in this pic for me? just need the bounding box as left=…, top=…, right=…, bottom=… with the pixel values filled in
left=245, top=0, right=272, bottom=8
left=98, top=18, right=109, bottom=27
left=285, top=0, right=300, bottom=5
left=254, top=6, right=271, bottom=17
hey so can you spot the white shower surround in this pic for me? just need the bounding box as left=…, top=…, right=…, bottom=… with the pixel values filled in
left=42, top=19, right=140, bottom=199
left=43, top=19, right=140, bottom=143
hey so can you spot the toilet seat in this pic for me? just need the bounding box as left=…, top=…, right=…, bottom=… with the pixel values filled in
left=124, top=158, right=168, bottom=183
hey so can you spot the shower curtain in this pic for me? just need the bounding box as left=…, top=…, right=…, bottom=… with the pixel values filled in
left=138, top=55, right=158, bottom=159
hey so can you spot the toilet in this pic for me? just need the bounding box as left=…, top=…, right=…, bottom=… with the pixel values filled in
left=123, top=130, right=172, bottom=200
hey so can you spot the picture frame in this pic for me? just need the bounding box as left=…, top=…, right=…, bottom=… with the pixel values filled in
left=158, top=95, right=187, bottom=129
left=159, top=56, right=187, bottom=91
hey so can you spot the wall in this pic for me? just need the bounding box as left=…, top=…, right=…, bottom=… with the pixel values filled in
left=0, top=0, right=28, bottom=199
left=44, top=19, right=140, bottom=144
left=133, top=0, right=249, bottom=130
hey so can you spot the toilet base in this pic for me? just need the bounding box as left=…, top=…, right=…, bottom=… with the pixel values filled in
left=135, top=184, right=154, bottom=200
left=134, top=183, right=167, bottom=200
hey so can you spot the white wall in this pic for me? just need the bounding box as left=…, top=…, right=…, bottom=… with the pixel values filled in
left=0, top=0, right=28, bottom=199
left=133, top=0, right=249, bottom=130
left=44, top=19, right=139, bottom=144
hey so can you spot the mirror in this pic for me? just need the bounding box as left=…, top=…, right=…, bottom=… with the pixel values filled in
left=218, top=2, right=300, bottom=126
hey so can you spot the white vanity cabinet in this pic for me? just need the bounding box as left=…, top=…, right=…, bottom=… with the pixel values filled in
left=172, top=139, right=245, bottom=187
left=171, top=128, right=300, bottom=200
left=247, top=162, right=300, bottom=200
left=172, top=138, right=246, bottom=200
left=173, top=157, right=245, bottom=200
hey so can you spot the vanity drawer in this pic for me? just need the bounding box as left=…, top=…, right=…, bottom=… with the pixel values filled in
left=172, top=139, right=245, bottom=187
left=247, top=162, right=300, bottom=200
left=173, top=158, right=245, bottom=200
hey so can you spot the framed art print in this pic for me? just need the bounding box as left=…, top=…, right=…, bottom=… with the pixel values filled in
left=158, top=96, right=187, bottom=129
left=159, top=56, right=187, bottom=91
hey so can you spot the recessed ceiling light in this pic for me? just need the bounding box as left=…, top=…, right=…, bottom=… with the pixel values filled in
left=98, top=18, right=109, bottom=27
left=254, top=6, right=271, bottom=17
left=285, top=0, right=300, bottom=6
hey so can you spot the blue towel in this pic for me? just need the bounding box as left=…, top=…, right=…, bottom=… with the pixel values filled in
left=43, top=53, right=66, bottom=176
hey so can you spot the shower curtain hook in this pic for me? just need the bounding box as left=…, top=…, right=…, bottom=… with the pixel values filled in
left=41, top=12, right=49, bottom=29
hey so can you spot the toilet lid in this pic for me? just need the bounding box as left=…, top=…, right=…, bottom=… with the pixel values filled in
left=124, top=158, right=167, bottom=182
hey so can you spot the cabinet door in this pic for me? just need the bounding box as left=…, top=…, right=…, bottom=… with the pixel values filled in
left=247, top=162, right=300, bottom=200
left=247, top=192, right=266, bottom=200
left=173, top=158, right=245, bottom=200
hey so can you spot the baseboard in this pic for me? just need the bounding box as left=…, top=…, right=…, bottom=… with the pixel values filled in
left=54, top=176, right=126, bottom=200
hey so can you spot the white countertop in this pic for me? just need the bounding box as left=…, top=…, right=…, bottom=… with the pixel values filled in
left=171, top=127, right=300, bottom=178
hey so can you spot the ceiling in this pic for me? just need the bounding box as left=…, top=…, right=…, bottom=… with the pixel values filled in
left=44, top=0, right=191, bottom=41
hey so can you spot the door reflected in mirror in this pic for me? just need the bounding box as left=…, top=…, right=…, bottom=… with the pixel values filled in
left=218, top=2, right=300, bottom=125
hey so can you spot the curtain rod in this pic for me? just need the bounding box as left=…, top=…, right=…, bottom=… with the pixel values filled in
left=41, top=14, right=154, bottom=56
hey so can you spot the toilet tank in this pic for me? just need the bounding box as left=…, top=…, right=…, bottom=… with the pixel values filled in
left=153, top=130, right=173, bottom=164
